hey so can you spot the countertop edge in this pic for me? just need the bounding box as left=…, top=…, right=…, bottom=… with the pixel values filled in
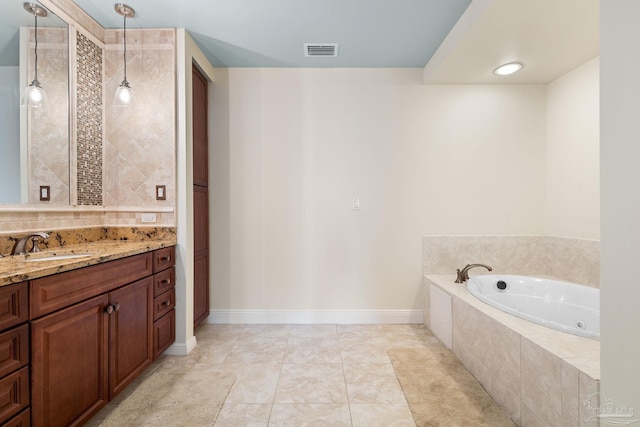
left=0, top=240, right=176, bottom=286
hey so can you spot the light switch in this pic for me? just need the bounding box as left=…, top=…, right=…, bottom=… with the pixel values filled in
left=156, top=185, right=166, bottom=200
left=40, top=186, right=50, bottom=201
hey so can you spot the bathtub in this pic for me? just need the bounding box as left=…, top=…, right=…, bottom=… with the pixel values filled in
left=466, top=275, right=600, bottom=339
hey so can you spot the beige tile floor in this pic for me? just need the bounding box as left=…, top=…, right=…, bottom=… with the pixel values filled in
left=87, top=324, right=512, bottom=426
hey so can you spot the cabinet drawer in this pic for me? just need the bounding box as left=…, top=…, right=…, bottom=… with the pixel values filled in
left=30, top=252, right=153, bottom=319
left=152, top=247, right=175, bottom=274
left=153, top=288, right=175, bottom=321
left=153, top=309, right=175, bottom=359
left=0, top=324, right=28, bottom=378
left=0, top=366, right=29, bottom=424
left=153, top=267, right=175, bottom=297
left=0, top=283, right=28, bottom=332
left=2, top=408, right=30, bottom=427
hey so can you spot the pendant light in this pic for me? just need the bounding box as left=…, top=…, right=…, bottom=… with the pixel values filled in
left=22, top=2, right=48, bottom=109
left=114, top=3, right=135, bottom=106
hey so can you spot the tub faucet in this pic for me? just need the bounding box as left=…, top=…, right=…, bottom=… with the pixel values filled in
left=455, top=263, right=492, bottom=283
left=11, top=232, right=50, bottom=255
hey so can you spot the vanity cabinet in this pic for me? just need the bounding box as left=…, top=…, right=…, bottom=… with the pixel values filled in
left=152, top=247, right=176, bottom=359
left=27, top=247, right=175, bottom=427
left=0, top=282, right=30, bottom=426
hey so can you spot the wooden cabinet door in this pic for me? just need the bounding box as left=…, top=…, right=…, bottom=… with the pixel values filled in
left=192, top=64, right=208, bottom=187
left=31, top=294, right=109, bottom=427
left=108, top=277, right=153, bottom=398
left=193, top=186, right=209, bottom=327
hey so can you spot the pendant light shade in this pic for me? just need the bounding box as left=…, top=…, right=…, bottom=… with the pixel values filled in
left=22, top=2, right=48, bottom=109
left=114, top=3, right=135, bottom=107
left=115, top=80, right=133, bottom=105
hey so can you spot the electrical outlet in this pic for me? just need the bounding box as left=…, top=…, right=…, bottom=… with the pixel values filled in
left=141, top=213, right=156, bottom=223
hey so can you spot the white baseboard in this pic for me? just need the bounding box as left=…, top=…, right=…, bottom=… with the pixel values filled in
left=163, top=336, right=197, bottom=356
left=206, top=309, right=423, bottom=324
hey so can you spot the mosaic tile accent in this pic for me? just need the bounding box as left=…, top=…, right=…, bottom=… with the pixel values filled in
left=76, top=32, right=103, bottom=206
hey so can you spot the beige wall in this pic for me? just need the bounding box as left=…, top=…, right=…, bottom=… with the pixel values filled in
left=546, top=57, right=600, bottom=240
left=211, top=68, right=548, bottom=316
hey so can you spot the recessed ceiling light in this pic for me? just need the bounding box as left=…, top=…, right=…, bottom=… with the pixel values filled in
left=493, top=62, right=523, bottom=76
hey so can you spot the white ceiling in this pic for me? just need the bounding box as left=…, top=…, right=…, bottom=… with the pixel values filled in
left=424, top=0, right=599, bottom=84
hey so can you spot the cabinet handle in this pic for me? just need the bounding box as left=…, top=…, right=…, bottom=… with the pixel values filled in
left=160, top=279, right=171, bottom=285
left=105, top=305, right=114, bottom=314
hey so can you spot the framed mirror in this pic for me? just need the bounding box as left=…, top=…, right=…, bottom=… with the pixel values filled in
left=0, top=1, right=69, bottom=205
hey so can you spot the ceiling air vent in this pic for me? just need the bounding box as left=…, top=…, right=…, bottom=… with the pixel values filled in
left=304, top=43, right=339, bottom=57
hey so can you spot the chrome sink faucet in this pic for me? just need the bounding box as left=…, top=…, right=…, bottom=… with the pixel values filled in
left=455, top=263, right=492, bottom=283
left=11, top=232, right=50, bottom=255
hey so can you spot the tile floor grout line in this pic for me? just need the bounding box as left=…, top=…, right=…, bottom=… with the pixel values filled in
left=339, top=337, right=355, bottom=427
left=211, top=375, right=238, bottom=426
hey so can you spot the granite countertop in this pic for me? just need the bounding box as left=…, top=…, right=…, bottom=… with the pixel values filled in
left=0, top=239, right=176, bottom=286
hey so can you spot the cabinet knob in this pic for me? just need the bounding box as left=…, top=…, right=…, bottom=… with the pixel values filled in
left=162, top=300, right=171, bottom=307
left=105, top=305, right=114, bottom=314
left=159, top=256, right=171, bottom=262
left=160, top=279, right=171, bottom=285
left=114, top=303, right=120, bottom=312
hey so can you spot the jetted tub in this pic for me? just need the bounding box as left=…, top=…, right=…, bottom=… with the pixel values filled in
left=466, top=275, right=600, bottom=339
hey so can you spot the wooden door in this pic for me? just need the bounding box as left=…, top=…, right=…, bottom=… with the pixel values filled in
left=31, top=295, right=109, bottom=427
left=193, top=65, right=210, bottom=327
left=108, top=277, right=153, bottom=398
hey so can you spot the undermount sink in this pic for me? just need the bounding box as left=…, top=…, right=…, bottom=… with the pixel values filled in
left=25, top=253, right=94, bottom=262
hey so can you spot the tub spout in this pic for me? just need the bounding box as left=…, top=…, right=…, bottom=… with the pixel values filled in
left=455, top=263, right=492, bottom=283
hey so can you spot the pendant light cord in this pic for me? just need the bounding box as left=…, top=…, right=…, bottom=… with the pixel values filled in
left=123, top=13, right=127, bottom=82
left=34, top=12, right=38, bottom=83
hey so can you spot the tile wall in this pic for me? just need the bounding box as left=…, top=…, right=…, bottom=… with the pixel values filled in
left=0, top=26, right=177, bottom=230
left=26, top=27, right=70, bottom=205
left=423, top=235, right=600, bottom=287
left=103, top=29, right=176, bottom=209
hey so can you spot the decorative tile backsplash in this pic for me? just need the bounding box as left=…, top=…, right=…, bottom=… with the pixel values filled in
left=423, top=235, right=600, bottom=287
left=103, top=29, right=176, bottom=208
left=76, top=32, right=103, bottom=206
left=26, top=27, right=70, bottom=205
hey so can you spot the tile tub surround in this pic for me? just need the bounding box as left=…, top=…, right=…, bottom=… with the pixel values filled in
left=422, top=235, right=600, bottom=288
left=0, top=238, right=176, bottom=286
left=0, top=226, right=176, bottom=256
left=424, top=275, right=599, bottom=426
